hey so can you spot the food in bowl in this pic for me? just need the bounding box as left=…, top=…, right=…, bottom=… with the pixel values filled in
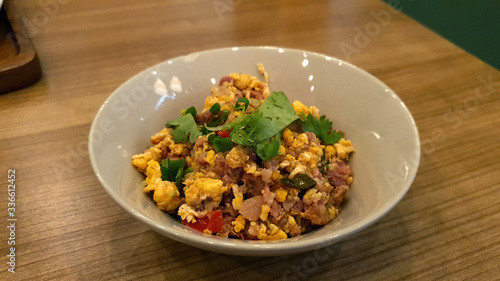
left=131, top=64, right=355, bottom=240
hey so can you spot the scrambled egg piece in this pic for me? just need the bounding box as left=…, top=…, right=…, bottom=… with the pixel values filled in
left=291, top=133, right=309, bottom=150
left=292, top=100, right=320, bottom=118
left=204, top=93, right=235, bottom=111
left=289, top=164, right=307, bottom=179
left=243, top=161, right=257, bottom=174
left=282, top=215, right=298, bottom=234
left=302, top=188, right=323, bottom=205
left=280, top=154, right=297, bottom=169
left=287, top=188, right=300, bottom=198
left=178, top=204, right=208, bottom=223
left=288, top=215, right=297, bottom=228
left=334, top=138, right=355, bottom=161
left=279, top=145, right=286, bottom=155
left=150, top=128, right=170, bottom=144
left=308, top=145, right=323, bottom=157
left=226, top=146, right=249, bottom=169
left=184, top=174, right=227, bottom=207
left=132, top=146, right=165, bottom=173
left=257, top=63, right=269, bottom=84
left=144, top=160, right=181, bottom=213
left=232, top=184, right=244, bottom=210
left=327, top=206, right=339, bottom=220
left=205, top=150, right=216, bottom=166
left=154, top=181, right=183, bottom=213
left=170, top=143, right=191, bottom=157
left=325, top=145, right=336, bottom=159
left=282, top=128, right=294, bottom=145
left=298, top=146, right=323, bottom=169
left=260, top=204, right=271, bottom=221
left=257, top=64, right=271, bottom=98
left=272, top=171, right=283, bottom=181
left=229, top=73, right=268, bottom=93
left=275, top=188, right=288, bottom=202
left=257, top=223, right=288, bottom=240
left=232, top=215, right=246, bottom=233
left=132, top=129, right=192, bottom=173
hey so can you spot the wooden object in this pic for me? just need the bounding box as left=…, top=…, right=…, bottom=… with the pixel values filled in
left=0, top=0, right=498, bottom=280
left=0, top=0, right=42, bottom=94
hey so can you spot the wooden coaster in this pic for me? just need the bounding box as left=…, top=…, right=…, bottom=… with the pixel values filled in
left=0, top=0, right=42, bottom=94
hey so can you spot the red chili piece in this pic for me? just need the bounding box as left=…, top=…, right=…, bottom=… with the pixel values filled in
left=183, top=210, right=223, bottom=233
left=218, top=130, right=230, bottom=138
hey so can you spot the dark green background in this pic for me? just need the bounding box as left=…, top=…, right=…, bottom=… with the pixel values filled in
left=383, top=0, right=500, bottom=71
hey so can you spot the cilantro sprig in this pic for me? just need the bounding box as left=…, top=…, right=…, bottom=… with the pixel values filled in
left=206, top=92, right=299, bottom=160
left=301, top=113, right=343, bottom=144
left=256, top=133, right=281, bottom=161
left=208, top=134, right=233, bottom=153
left=167, top=114, right=202, bottom=143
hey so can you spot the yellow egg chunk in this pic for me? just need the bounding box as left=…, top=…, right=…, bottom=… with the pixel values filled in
left=260, top=204, right=271, bottom=221
left=275, top=188, right=288, bottom=202
left=226, top=146, right=249, bottom=169
left=232, top=215, right=246, bottom=233
left=143, top=160, right=181, bottom=213
left=334, top=138, right=355, bottom=161
left=153, top=181, right=182, bottom=213
left=205, top=150, right=216, bottom=166
left=184, top=176, right=227, bottom=207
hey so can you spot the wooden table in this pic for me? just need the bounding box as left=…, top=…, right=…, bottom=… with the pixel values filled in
left=1, top=0, right=499, bottom=280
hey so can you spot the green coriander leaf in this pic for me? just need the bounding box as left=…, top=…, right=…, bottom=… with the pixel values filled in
left=253, top=91, right=299, bottom=141
left=235, top=97, right=249, bottom=111
left=208, top=133, right=216, bottom=143
left=301, top=113, right=317, bottom=132
left=206, top=92, right=298, bottom=136
left=208, top=133, right=233, bottom=152
left=167, top=114, right=202, bottom=143
left=221, top=92, right=299, bottom=147
left=302, top=113, right=342, bottom=144
left=230, top=128, right=251, bottom=146
left=209, top=103, right=221, bottom=115
left=256, top=133, right=281, bottom=161
left=229, top=112, right=262, bottom=146
left=280, top=174, right=317, bottom=190
left=205, top=92, right=299, bottom=157
left=186, top=106, right=197, bottom=118
left=205, top=114, right=248, bottom=131
left=211, top=135, right=234, bottom=153
left=322, top=130, right=343, bottom=145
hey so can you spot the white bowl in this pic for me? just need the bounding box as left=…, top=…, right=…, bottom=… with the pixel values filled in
left=89, top=46, right=420, bottom=256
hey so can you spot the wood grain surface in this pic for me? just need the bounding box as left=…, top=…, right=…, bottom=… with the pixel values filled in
left=1, top=0, right=499, bottom=280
